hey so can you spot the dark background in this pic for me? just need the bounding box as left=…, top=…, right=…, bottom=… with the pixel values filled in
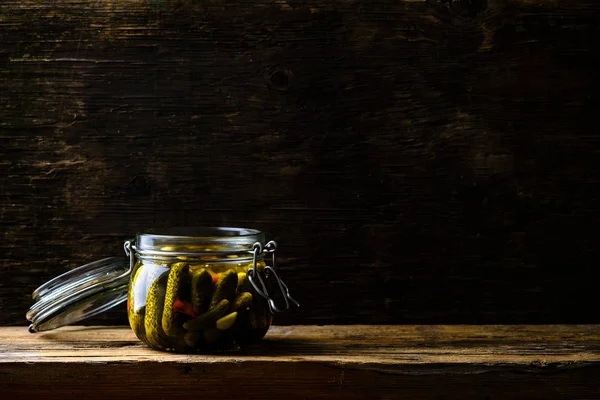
left=1, top=0, right=599, bottom=326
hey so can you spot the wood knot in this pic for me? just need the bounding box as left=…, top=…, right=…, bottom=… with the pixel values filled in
left=129, top=174, right=152, bottom=196
left=266, top=69, right=293, bottom=91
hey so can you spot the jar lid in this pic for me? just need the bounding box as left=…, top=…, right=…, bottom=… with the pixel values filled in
left=26, top=254, right=131, bottom=333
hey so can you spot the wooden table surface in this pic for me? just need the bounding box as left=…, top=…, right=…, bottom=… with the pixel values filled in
left=1, top=325, right=600, bottom=399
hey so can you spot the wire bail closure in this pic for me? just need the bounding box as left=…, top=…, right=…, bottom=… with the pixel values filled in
left=248, top=241, right=300, bottom=314
left=124, top=240, right=134, bottom=271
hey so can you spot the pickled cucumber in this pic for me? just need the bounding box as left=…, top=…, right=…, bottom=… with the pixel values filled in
left=132, top=264, right=169, bottom=312
left=231, top=292, right=253, bottom=312
left=210, top=270, right=237, bottom=307
left=128, top=265, right=147, bottom=342
left=237, top=272, right=250, bottom=293
left=128, top=264, right=142, bottom=312
left=183, top=299, right=229, bottom=331
left=130, top=306, right=147, bottom=343
left=216, top=311, right=238, bottom=330
left=144, top=273, right=173, bottom=350
left=162, top=262, right=190, bottom=336
left=191, top=269, right=212, bottom=314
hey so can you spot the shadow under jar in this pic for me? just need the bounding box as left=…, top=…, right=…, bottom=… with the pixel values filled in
left=27, top=227, right=298, bottom=353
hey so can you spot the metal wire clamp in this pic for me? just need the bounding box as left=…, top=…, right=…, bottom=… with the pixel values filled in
left=247, top=241, right=300, bottom=314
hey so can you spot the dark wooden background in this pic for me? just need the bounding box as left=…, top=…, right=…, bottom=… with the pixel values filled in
left=1, top=0, right=599, bottom=326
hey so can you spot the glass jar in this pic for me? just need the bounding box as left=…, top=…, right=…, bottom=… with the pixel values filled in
left=27, top=227, right=298, bottom=353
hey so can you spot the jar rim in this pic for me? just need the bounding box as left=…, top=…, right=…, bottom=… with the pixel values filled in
left=136, top=226, right=266, bottom=253
left=139, top=226, right=262, bottom=239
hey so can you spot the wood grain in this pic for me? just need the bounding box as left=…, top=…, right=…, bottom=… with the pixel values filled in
left=1, top=325, right=600, bottom=399
left=2, top=0, right=600, bottom=326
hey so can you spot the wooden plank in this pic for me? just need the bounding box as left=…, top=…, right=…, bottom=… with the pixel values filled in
left=2, top=0, right=600, bottom=327
left=1, top=325, right=600, bottom=399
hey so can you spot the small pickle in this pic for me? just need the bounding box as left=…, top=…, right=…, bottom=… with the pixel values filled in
left=183, top=299, right=229, bottom=331
left=128, top=264, right=141, bottom=312
left=216, top=311, right=238, bottom=330
left=191, top=269, right=212, bottom=315
left=128, top=265, right=147, bottom=342
left=132, top=265, right=169, bottom=312
left=131, top=307, right=147, bottom=342
left=237, top=272, right=251, bottom=293
left=162, top=262, right=190, bottom=337
left=144, top=273, right=173, bottom=350
left=210, top=270, right=238, bottom=307
left=231, top=292, right=253, bottom=312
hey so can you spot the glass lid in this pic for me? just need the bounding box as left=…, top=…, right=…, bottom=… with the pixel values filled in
left=26, top=255, right=130, bottom=333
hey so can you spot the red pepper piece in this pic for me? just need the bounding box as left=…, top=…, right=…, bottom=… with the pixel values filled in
left=211, top=272, right=221, bottom=285
left=173, top=299, right=196, bottom=317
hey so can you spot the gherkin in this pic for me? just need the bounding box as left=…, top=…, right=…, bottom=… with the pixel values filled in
left=127, top=264, right=141, bottom=313
left=162, top=262, right=190, bottom=337
left=144, top=273, right=172, bottom=350
left=184, top=331, right=202, bottom=348
left=128, top=266, right=146, bottom=342
left=130, top=306, right=147, bottom=343
left=183, top=299, right=229, bottom=331
left=237, top=272, right=251, bottom=293
left=190, top=268, right=212, bottom=315
left=231, top=292, right=253, bottom=312
left=210, top=270, right=237, bottom=307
